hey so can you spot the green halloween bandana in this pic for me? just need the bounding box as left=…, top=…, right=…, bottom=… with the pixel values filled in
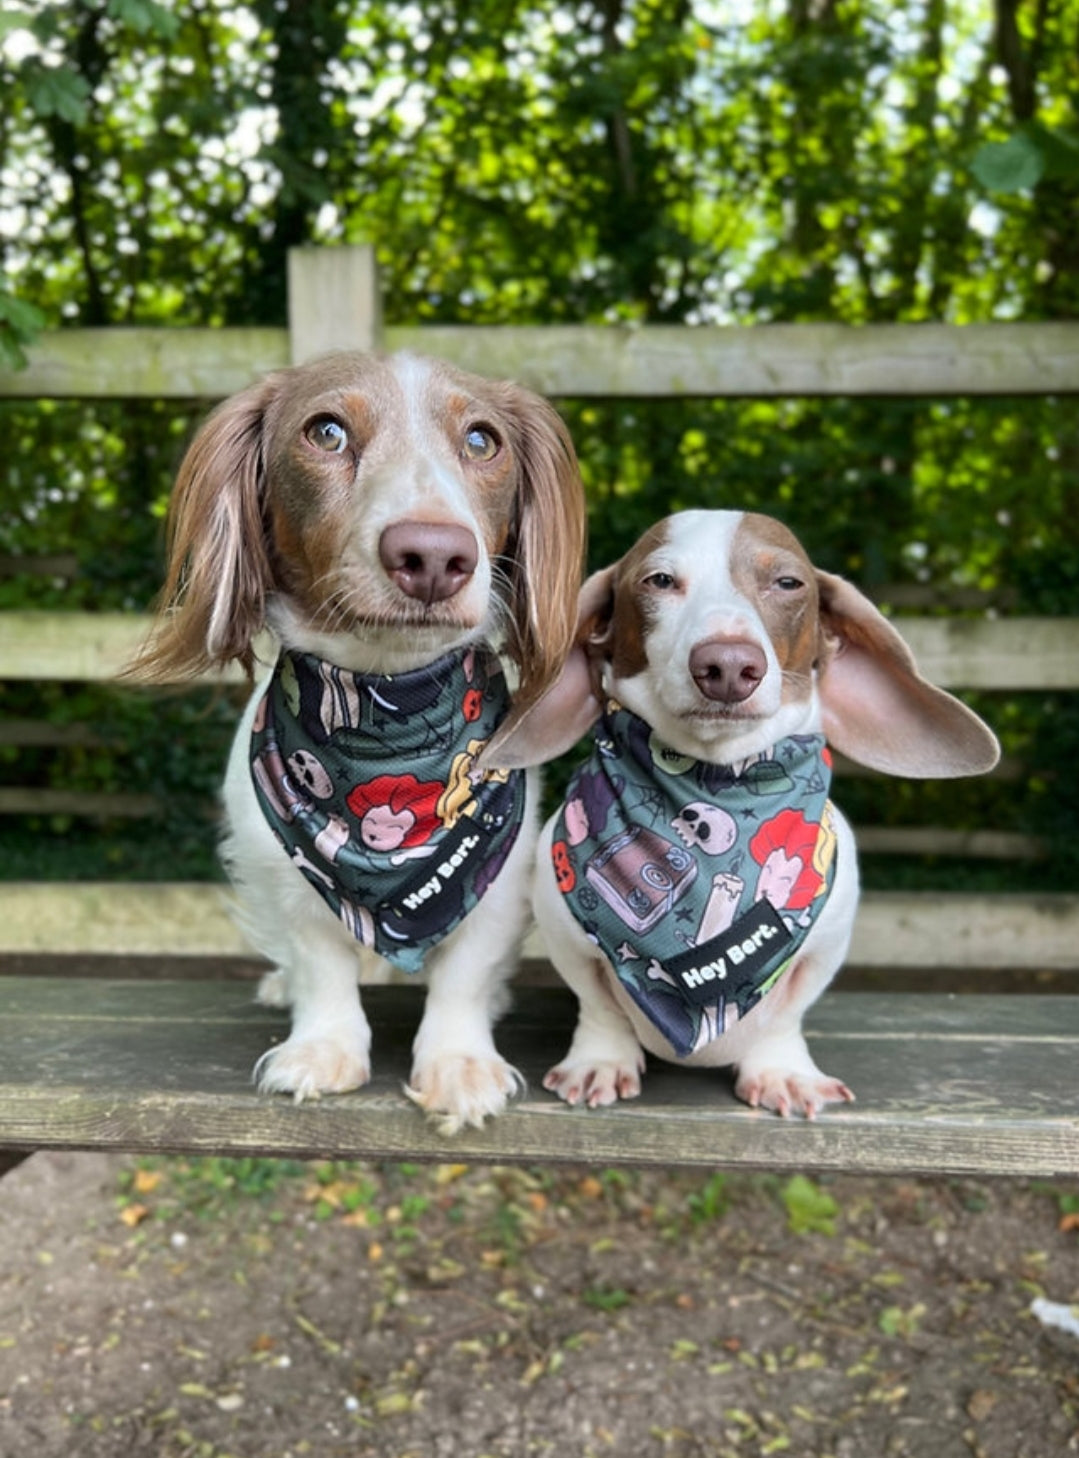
left=551, top=702, right=838, bottom=1056
left=250, top=645, right=526, bottom=974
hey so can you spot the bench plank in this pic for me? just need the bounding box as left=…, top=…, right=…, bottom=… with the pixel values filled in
left=0, top=979, right=1076, bottom=1176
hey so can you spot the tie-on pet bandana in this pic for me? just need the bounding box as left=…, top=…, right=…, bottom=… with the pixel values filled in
left=552, top=703, right=838, bottom=1056
left=251, top=645, right=526, bottom=974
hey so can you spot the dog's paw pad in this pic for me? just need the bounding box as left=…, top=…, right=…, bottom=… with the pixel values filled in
left=543, top=1058, right=643, bottom=1108
left=406, top=1054, right=523, bottom=1134
left=255, top=1036, right=370, bottom=1101
left=735, top=1068, right=854, bottom=1119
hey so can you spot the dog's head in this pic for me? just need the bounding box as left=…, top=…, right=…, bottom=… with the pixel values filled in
left=489, top=509, right=999, bottom=778
left=129, top=351, right=586, bottom=708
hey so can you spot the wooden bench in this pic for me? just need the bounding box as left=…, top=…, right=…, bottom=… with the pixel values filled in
left=2, top=247, right=1078, bottom=1178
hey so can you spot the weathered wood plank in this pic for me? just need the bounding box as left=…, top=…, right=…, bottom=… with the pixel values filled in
left=854, top=827, right=1045, bottom=861
left=0, top=612, right=267, bottom=682
left=848, top=892, right=1079, bottom=970
left=0, top=883, right=1075, bottom=970
left=897, top=617, right=1079, bottom=690
left=3, top=610, right=1075, bottom=688
left=0, top=981, right=1076, bottom=1175
left=0, top=884, right=250, bottom=958
left=0, top=720, right=103, bottom=748
left=3, top=322, right=1077, bottom=401
left=0, top=788, right=160, bottom=818
left=0, top=326, right=289, bottom=400
left=392, top=321, right=1079, bottom=399
left=288, top=246, right=382, bottom=363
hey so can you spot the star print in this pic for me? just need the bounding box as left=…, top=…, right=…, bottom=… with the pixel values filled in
left=615, top=941, right=639, bottom=963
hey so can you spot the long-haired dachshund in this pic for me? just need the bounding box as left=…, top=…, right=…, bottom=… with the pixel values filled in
left=131, top=350, right=585, bottom=1132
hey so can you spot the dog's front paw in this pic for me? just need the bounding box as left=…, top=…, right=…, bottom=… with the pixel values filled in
left=543, top=1053, right=644, bottom=1107
left=735, top=1066, right=854, bottom=1119
left=542, top=1019, right=646, bottom=1108
left=406, top=1053, right=523, bottom=1135
left=255, top=1033, right=370, bottom=1102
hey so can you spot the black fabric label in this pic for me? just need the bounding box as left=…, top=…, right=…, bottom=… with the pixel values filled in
left=665, top=899, right=793, bottom=1007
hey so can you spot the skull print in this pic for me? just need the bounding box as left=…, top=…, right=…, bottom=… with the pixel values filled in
left=671, top=801, right=737, bottom=855
left=288, top=749, right=334, bottom=800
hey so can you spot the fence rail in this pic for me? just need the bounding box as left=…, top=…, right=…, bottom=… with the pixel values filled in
left=3, top=611, right=1076, bottom=690
left=3, top=320, right=1079, bottom=402
left=3, top=247, right=1079, bottom=401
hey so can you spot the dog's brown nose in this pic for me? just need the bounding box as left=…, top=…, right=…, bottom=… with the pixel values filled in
left=689, top=638, right=767, bottom=704
left=379, top=521, right=479, bottom=604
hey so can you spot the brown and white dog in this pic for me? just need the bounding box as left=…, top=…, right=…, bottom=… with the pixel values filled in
left=518, top=509, right=1000, bottom=1118
left=130, top=351, right=585, bottom=1131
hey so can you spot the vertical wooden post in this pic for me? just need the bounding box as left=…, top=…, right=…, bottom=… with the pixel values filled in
left=287, top=246, right=383, bottom=365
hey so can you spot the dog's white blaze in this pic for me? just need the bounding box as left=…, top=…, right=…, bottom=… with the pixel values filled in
left=390, top=352, right=482, bottom=528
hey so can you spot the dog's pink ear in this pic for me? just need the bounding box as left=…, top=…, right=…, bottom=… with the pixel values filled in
left=478, top=567, right=614, bottom=770
left=816, top=570, right=1000, bottom=778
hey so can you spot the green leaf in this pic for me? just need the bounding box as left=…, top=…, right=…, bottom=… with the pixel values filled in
left=23, top=62, right=91, bottom=124
left=106, top=0, right=181, bottom=41
left=970, top=134, right=1045, bottom=194
left=0, top=294, right=46, bottom=371
left=781, top=1175, right=839, bottom=1236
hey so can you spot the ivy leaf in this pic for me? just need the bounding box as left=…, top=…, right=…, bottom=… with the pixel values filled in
left=970, top=134, right=1045, bottom=194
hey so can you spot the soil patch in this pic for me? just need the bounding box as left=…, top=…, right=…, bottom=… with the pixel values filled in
left=1, top=1152, right=1078, bottom=1457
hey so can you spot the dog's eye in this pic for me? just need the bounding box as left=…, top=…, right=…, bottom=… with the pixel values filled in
left=644, top=572, right=677, bottom=591
left=463, top=425, right=500, bottom=461
left=305, top=417, right=349, bottom=454
left=775, top=575, right=805, bottom=591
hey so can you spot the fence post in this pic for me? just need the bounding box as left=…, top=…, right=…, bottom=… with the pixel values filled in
left=287, top=245, right=383, bottom=364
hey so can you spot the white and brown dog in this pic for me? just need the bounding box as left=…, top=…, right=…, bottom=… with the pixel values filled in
left=130, top=351, right=585, bottom=1131
left=517, top=509, right=1000, bottom=1118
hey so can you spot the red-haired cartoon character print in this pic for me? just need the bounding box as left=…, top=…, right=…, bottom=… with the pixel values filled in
left=750, top=803, right=837, bottom=926
left=346, top=773, right=445, bottom=853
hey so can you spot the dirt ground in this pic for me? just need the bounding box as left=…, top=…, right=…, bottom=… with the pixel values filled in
left=1, top=1151, right=1077, bottom=1458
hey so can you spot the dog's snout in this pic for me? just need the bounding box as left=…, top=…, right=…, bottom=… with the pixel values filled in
left=689, top=638, right=767, bottom=705
left=379, top=521, right=479, bottom=605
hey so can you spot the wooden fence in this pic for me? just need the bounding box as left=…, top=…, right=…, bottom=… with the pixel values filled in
left=1, top=245, right=1077, bottom=970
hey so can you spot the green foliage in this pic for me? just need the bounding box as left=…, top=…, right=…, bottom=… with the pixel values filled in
left=0, top=292, right=45, bottom=367
left=781, top=1175, right=840, bottom=1237
left=581, top=1285, right=633, bottom=1312
left=685, top=1172, right=730, bottom=1227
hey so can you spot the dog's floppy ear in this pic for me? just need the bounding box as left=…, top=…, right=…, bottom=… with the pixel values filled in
left=125, top=374, right=282, bottom=683
left=815, top=570, right=1000, bottom=777
left=479, top=566, right=615, bottom=771
left=499, top=387, right=587, bottom=712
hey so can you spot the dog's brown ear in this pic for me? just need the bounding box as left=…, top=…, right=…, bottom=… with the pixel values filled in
left=479, top=566, right=615, bottom=771
left=499, top=388, right=587, bottom=711
left=815, top=570, right=1000, bottom=778
left=124, top=375, right=281, bottom=683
